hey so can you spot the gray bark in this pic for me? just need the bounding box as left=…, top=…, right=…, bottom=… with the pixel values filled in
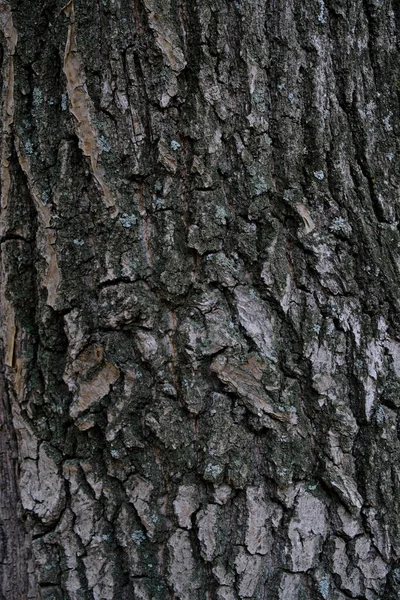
left=1, top=0, right=400, bottom=598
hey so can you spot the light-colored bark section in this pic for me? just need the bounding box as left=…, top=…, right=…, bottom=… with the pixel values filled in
left=20, top=444, right=66, bottom=523
left=287, top=487, right=328, bottom=572
left=173, top=484, right=201, bottom=529
left=168, top=529, right=200, bottom=599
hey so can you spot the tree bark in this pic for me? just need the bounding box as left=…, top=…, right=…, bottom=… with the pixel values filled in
left=0, top=347, right=33, bottom=599
left=1, top=0, right=400, bottom=598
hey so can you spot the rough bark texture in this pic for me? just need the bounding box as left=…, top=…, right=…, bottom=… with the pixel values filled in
left=1, top=0, right=400, bottom=598
left=0, top=347, right=32, bottom=599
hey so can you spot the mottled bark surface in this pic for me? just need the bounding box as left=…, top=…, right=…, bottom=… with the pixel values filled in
left=1, top=0, right=400, bottom=598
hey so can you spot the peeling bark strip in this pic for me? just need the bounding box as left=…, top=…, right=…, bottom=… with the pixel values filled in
left=13, top=135, right=61, bottom=309
left=0, top=1, right=17, bottom=370
left=1, top=0, right=400, bottom=598
left=62, top=0, right=117, bottom=215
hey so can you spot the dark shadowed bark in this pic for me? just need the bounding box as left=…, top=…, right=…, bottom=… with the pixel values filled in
left=1, top=0, right=400, bottom=598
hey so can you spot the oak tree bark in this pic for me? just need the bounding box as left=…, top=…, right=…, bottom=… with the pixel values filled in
left=1, top=0, right=400, bottom=599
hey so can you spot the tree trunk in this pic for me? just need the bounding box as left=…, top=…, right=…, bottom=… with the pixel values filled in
left=1, top=0, right=400, bottom=598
